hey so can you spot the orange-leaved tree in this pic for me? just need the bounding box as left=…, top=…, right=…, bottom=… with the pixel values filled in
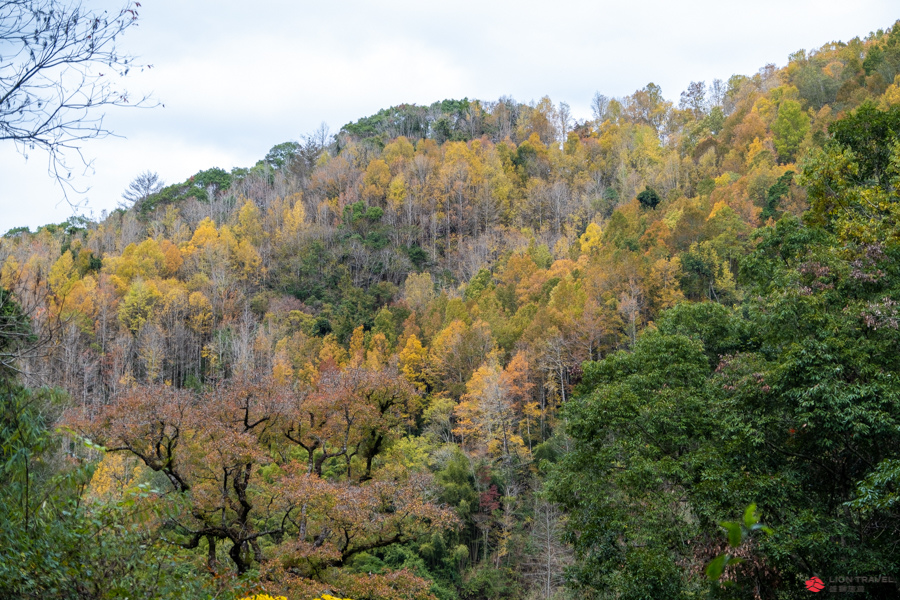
left=71, top=373, right=456, bottom=590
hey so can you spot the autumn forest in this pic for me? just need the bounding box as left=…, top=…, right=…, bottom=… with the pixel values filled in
left=3, top=18, right=900, bottom=600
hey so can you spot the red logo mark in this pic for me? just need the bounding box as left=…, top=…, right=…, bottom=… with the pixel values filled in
left=805, top=577, right=825, bottom=592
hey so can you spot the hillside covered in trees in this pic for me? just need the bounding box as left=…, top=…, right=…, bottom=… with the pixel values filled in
left=3, top=20, right=900, bottom=600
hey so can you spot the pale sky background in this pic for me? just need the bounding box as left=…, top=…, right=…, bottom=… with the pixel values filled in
left=2, top=0, right=898, bottom=232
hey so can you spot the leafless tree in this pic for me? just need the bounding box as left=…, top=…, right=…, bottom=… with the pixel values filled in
left=540, top=331, right=572, bottom=405
left=120, top=170, right=164, bottom=209
left=490, top=96, right=518, bottom=141
left=557, top=101, right=571, bottom=145
left=0, top=0, right=154, bottom=195
left=679, top=81, right=708, bottom=117
left=549, top=180, right=569, bottom=235
left=527, top=498, right=572, bottom=599
left=618, top=278, right=644, bottom=348
left=709, top=78, right=726, bottom=108
left=591, top=92, right=610, bottom=123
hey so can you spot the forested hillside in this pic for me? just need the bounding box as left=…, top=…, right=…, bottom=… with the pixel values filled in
left=3, top=21, right=900, bottom=600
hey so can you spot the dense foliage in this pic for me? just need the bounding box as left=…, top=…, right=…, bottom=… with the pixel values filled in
left=3, top=21, right=900, bottom=599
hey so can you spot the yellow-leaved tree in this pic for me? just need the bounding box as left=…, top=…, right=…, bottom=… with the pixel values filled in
left=454, top=351, right=532, bottom=464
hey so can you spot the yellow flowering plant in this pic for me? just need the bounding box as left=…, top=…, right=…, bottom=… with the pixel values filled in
left=241, top=594, right=353, bottom=600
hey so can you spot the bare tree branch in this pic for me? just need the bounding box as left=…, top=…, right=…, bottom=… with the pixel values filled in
left=0, top=0, right=157, bottom=204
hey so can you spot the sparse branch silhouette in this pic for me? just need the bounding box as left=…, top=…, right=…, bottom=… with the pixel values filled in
left=0, top=0, right=155, bottom=199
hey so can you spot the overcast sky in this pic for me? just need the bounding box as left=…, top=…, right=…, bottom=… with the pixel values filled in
left=2, top=0, right=898, bottom=232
